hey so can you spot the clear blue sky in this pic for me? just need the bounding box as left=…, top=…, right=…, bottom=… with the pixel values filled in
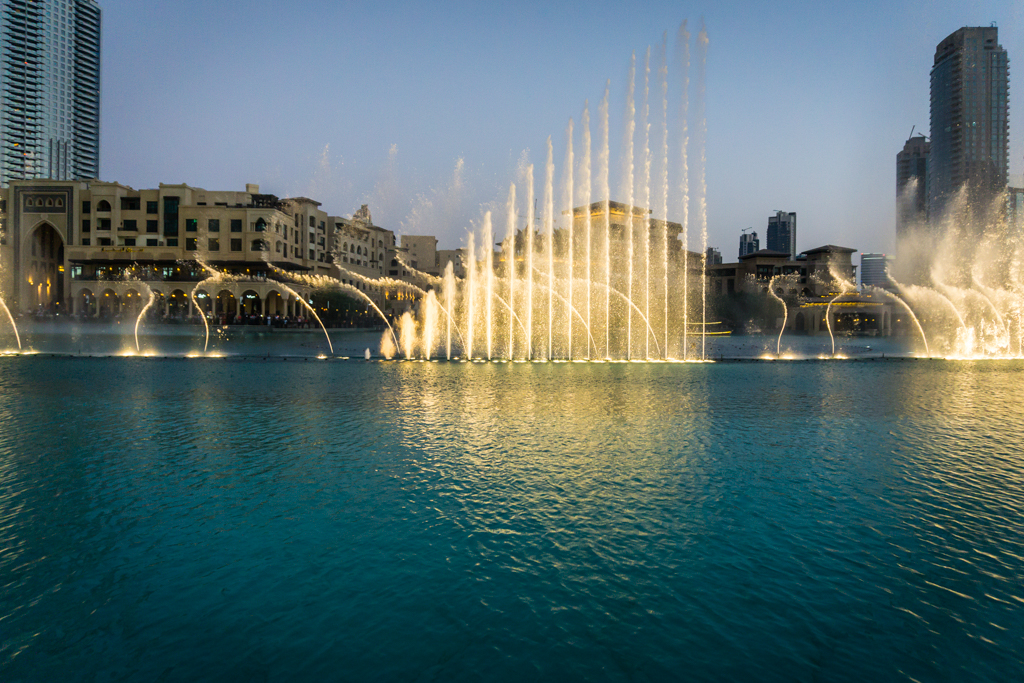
left=100, top=0, right=1023, bottom=256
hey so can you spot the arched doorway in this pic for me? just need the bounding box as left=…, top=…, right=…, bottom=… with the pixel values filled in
left=168, top=289, right=188, bottom=318
left=76, top=288, right=97, bottom=318
left=240, top=290, right=262, bottom=320
left=122, top=289, right=143, bottom=316
left=26, top=223, right=65, bottom=313
left=99, top=289, right=119, bottom=318
left=265, top=290, right=285, bottom=317
left=216, top=289, right=237, bottom=323
left=193, top=289, right=213, bottom=320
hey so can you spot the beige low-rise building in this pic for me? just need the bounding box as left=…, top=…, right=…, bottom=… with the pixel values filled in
left=0, top=180, right=337, bottom=320
left=330, top=204, right=396, bottom=307
left=706, top=245, right=893, bottom=335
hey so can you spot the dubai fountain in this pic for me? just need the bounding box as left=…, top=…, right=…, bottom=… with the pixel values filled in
left=345, top=23, right=716, bottom=363
left=1, top=21, right=1022, bottom=363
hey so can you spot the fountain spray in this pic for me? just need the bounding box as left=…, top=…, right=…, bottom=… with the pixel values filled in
left=564, top=118, right=575, bottom=360
left=505, top=183, right=517, bottom=359
left=642, top=45, right=652, bottom=359
left=677, top=21, right=690, bottom=361
left=526, top=164, right=535, bottom=360
left=697, top=22, right=708, bottom=360
left=484, top=212, right=494, bottom=360
left=600, top=83, right=611, bottom=358
left=659, top=33, right=670, bottom=359
left=545, top=138, right=555, bottom=360
left=581, top=103, right=593, bottom=360
left=623, top=52, right=636, bottom=360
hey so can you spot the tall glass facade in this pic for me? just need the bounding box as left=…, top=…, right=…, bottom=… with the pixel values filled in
left=928, top=26, right=1010, bottom=222
left=0, top=0, right=100, bottom=185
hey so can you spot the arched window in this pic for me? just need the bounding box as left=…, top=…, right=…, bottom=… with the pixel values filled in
left=343, top=243, right=349, bottom=252
left=251, top=239, right=268, bottom=251
left=96, top=200, right=111, bottom=212
left=276, top=242, right=282, bottom=253
left=56, top=198, right=64, bottom=208
left=255, top=218, right=267, bottom=232
left=357, top=246, right=362, bottom=255
left=45, top=198, right=54, bottom=207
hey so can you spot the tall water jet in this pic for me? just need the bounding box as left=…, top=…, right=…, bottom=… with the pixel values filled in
left=600, top=82, right=611, bottom=358
left=444, top=261, right=455, bottom=359
left=505, top=183, right=517, bottom=360
left=545, top=137, right=555, bottom=360
left=696, top=22, right=708, bottom=360
left=400, top=311, right=416, bottom=359
left=525, top=164, right=535, bottom=360
left=641, top=46, right=652, bottom=359
left=677, top=21, right=690, bottom=360
left=423, top=290, right=437, bottom=360
left=581, top=103, right=593, bottom=360
left=622, top=52, right=636, bottom=359
left=484, top=212, right=494, bottom=360
left=563, top=118, right=575, bottom=360
left=659, top=34, right=670, bottom=358
left=467, top=231, right=476, bottom=359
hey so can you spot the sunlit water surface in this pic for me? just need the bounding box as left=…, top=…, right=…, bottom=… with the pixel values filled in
left=1, top=357, right=1022, bottom=682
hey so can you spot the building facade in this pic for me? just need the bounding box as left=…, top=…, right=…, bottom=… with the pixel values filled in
left=436, top=248, right=466, bottom=279
left=0, top=0, right=101, bottom=185
left=400, top=235, right=440, bottom=277
left=896, top=134, right=930, bottom=236
left=739, top=230, right=758, bottom=257
left=860, top=253, right=890, bottom=288
left=928, top=26, right=1009, bottom=223
left=707, top=245, right=888, bottom=336
left=766, top=211, right=796, bottom=258
left=0, top=180, right=341, bottom=319
left=331, top=204, right=395, bottom=306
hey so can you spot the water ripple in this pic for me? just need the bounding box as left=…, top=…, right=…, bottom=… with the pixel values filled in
left=0, top=358, right=1023, bottom=680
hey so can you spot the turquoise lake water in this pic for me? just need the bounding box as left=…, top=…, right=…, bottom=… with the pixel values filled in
left=1, top=354, right=1022, bottom=681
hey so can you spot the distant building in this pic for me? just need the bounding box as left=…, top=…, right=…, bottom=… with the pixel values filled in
left=739, top=230, right=758, bottom=258
left=0, top=0, right=102, bottom=185
left=705, top=247, right=722, bottom=265
left=860, top=253, right=890, bottom=288
left=332, top=204, right=395, bottom=305
left=436, top=248, right=466, bottom=279
left=766, top=211, right=796, bottom=259
left=928, top=26, right=1009, bottom=224
left=1008, top=176, right=1024, bottom=238
left=896, top=134, right=930, bottom=236
left=400, top=235, right=440, bottom=276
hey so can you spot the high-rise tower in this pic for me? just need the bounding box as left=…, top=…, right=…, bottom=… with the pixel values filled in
left=896, top=133, right=930, bottom=237
left=0, top=0, right=101, bottom=185
left=928, top=26, right=1009, bottom=223
left=766, top=211, right=796, bottom=258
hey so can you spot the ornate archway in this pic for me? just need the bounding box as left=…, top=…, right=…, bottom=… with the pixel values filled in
left=25, top=223, right=65, bottom=312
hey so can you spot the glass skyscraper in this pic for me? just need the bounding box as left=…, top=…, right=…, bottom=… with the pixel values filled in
left=928, top=26, right=1009, bottom=223
left=0, top=0, right=100, bottom=186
